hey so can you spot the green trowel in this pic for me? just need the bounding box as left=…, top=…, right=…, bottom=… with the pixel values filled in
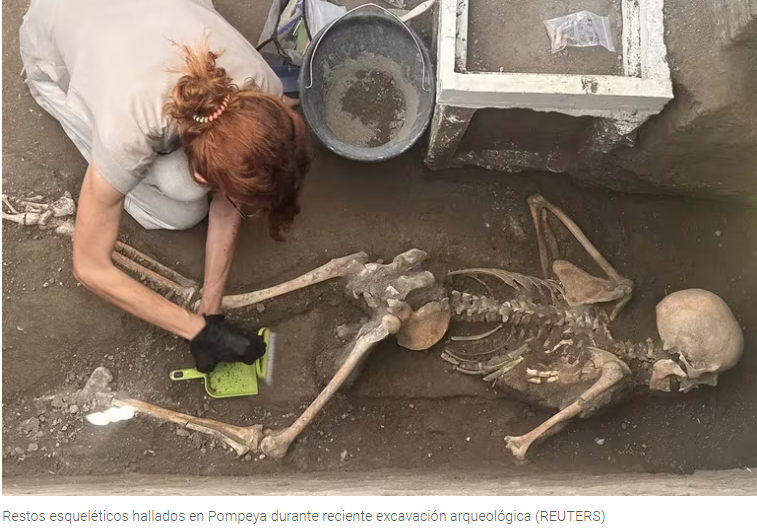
left=170, top=328, right=275, bottom=398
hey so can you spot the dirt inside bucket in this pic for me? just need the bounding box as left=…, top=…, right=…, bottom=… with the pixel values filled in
left=325, top=54, right=418, bottom=148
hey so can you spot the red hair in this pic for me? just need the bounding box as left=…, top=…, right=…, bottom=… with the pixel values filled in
left=164, top=44, right=310, bottom=241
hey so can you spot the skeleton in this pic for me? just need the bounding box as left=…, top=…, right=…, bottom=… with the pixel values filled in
left=5, top=192, right=743, bottom=461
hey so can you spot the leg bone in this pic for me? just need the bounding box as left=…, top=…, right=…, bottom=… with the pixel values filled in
left=217, top=252, right=369, bottom=311
left=113, top=398, right=262, bottom=456
left=259, top=314, right=401, bottom=459
left=504, top=359, right=629, bottom=460
left=115, top=241, right=198, bottom=290
left=528, top=194, right=633, bottom=320
left=111, top=252, right=197, bottom=307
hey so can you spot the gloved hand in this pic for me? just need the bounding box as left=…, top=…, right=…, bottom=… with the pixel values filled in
left=189, top=314, right=267, bottom=374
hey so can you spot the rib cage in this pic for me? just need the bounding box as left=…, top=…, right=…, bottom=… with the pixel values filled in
left=444, top=265, right=663, bottom=387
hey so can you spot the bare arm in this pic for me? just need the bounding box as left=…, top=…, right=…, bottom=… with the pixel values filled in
left=73, top=163, right=205, bottom=340
left=195, top=193, right=242, bottom=315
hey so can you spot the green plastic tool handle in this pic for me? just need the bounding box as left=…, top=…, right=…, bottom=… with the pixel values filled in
left=170, top=368, right=206, bottom=381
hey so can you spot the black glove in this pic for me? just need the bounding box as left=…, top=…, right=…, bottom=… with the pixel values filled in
left=189, top=314, right=267, bottom=374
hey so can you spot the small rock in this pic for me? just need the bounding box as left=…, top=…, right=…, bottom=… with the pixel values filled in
left=175, top=428, right=190, bottom=437
left=61, top=425, right=68, bottom=432
left=244, top=454, right=252, bottom=462
left=190, top=434, right=204, bottom=449
left=82, top=368, right=113, bottom=394
left=42, top=282, right=49, bottom=288
left=409, top=404, right=415, bottom=409
left=255, top=304, right=265, bottom=313
left=466, top=437, right=470, bottom=442
left=27, top=443, right=39, bottom=453
left=68, top=405, right=79, bottom=414
left=715, top=230, right=722, bottom=237
left=20, top=417, right=40, bottom=435
left=340, top=450, right=348, bottom=462
left=595, top=438, right=606, bottom=446
left=259, top=454, right=266, bottom=460
left=14, top=447, right=25, bottom=456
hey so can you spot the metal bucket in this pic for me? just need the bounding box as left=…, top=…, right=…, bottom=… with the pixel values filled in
left=299, top=4, right=435, bottom=162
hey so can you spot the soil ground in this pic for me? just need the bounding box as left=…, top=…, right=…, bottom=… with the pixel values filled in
left=467, top=0, right=623, bottom=75
left=2, top=0, right=756, bottom=481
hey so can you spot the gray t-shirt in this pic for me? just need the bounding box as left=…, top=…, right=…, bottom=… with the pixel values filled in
left=21, top=0, right=282, bottom=195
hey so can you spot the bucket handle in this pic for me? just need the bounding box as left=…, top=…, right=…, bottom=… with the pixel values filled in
left=304, top=3, right=431, bottom=92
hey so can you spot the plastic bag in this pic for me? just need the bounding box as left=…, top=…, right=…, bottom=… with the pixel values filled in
left=257, top=0, right=346, bottom=67
left=543, top=11, right=615, bottom=54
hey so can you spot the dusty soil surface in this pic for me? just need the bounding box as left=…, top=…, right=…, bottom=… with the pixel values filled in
left=3, top=0, right=756, bottom=481
left=467, top=0, right=624, bottom=75
left=325, top=56, right=414, bottom=148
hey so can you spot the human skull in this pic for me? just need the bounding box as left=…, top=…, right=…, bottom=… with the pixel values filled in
left=653, top=289, right=743, bottom=392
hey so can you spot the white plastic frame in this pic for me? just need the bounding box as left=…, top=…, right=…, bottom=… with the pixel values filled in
left=435, top=0, right=673, bottom=118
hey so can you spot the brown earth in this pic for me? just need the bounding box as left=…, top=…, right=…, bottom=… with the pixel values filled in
left=2, top=0, right=755, bottom=482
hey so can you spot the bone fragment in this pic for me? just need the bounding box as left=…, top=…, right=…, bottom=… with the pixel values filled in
left=2, top=194, right=19, bottom=214
left=450, top=324, right=503, bottom=342
left=482, top=356, right=524, bottom=382
left=19, top=200, right=49, bottom=211
left=649, top=359, right=686, bottom=392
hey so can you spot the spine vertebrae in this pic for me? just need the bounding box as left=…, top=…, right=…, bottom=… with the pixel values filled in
left=450, top=291, right=603, bottom=331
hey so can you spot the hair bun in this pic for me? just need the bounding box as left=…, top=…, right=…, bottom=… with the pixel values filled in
left=165, top=44, right=235, bottom=125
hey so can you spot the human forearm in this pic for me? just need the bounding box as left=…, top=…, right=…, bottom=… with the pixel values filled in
left=74, top=163, right=205, bottom=340
left=76, top=262, right=204, bottom=339
left=197, top=194, right=242, bottom=314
